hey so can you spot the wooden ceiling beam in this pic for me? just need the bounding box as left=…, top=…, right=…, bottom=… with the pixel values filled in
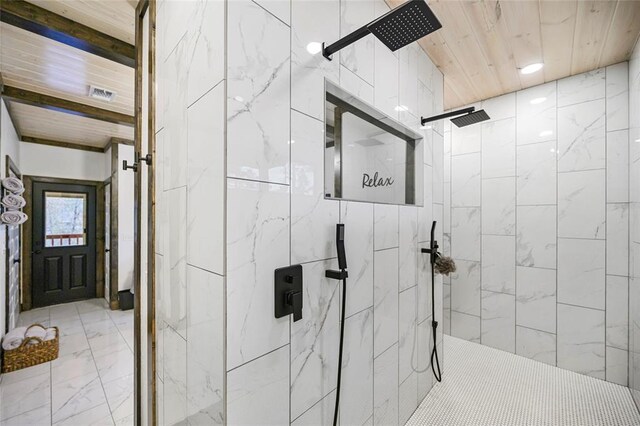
left=0, top=0, right=135, bottom=68
left=21, top=136, right=105, bottom=153
left=2, top=85, right=135, bottom=127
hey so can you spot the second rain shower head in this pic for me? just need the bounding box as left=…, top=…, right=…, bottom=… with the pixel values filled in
left=450, top=109, right=490, bottom=128
left=421, top=107, right=491, bottom=128
left=323, top=0, right=442, bottom=60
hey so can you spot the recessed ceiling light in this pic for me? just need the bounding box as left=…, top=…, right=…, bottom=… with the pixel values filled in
left=306, top=42, right=322, bottom=55
left=521, top=63, right=544, bottom=75
left=530, top=97, right=546, bottom=105
left=539, top=130, right=553, bottom=138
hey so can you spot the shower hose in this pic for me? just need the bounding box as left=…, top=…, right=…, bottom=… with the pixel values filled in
left=333, top=274, right=347, bottom=426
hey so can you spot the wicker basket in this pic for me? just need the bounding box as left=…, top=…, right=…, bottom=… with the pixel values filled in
left=2, top=324, right=59, bottom=373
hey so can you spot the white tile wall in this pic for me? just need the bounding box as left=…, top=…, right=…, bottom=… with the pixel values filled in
left=445, top=65, right=631, bottom=387
left=158, top=0, right=445, bottom=424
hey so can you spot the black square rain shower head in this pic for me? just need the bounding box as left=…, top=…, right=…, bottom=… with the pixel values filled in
left=323, top=0, right=442, bottom=60
left=450, top=110, right=491, bottom=128
left=368, top=0, right=442, bottom=52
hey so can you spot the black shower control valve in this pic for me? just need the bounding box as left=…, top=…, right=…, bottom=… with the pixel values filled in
left=274, top=265, right=303, bottom=322
left=287, top=291, right=303, bottom=322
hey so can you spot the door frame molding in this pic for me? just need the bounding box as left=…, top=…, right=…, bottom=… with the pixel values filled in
left=21, top=175, right=105, bottom=310
left=134, top=0, right=156, bottom=424
left=5, top=155, right=22, bottom=332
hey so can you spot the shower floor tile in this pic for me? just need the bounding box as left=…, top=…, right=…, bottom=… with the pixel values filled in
left=408, top=336, right=640, bottom=426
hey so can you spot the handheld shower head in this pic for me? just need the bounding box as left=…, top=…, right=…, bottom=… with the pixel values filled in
left=323, top=0, right=442, bottom=60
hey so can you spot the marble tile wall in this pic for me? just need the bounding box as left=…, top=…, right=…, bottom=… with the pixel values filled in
left=443, top=65, right=631, bottom=386
left=629, top=42, right=640, bottom=410
left=223, top=0, right=444, bottom=424
left=155, top=0, right=226, bottom=424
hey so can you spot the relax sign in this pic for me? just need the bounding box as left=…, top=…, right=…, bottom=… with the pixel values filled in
left=362, top=172, right=394, bottom=188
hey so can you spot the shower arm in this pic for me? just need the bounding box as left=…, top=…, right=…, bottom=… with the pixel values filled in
left=421, top=107, right=475, bottom=125
left=322, top=26, right=370, bottom=60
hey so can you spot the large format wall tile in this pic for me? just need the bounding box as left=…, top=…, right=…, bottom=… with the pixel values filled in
left=227, top=179, right=290, bottom=370
left=227, top=346, right=290, bottom=426
left=515, top=326, right=556, bottom=366
left=187, top=82, right=225, bottom=275
left=557, top=238, right=605, bottom=310
left=515, top=267, right=556, bottom=334
left=186, top=266, right=224, bottom=424
left=482, top=93, right=515, bottom=121
left=341, top=308, right=374, bottom=426
left=606, top=346, right=629, bottom=386
left=374, top=249, right=399, bottom=357
left=374, top=204, right=399, bottom=250
left=607, top=129, right=630, bottom=203
left=399, top=206, right=418, bottom=291
left=606, top=275, right=629, bottom=351
left=451, top=154, right=481, bottom=207
left=557, top=304, right=605, bottom=379
left=482, top=177, right=515, bottom=235
left=451, top=260, right=481, bottom=317
left=606, top=62, right=629, bottom=132
left=557, top=68, right=605, bottom=107
left=451, top=124, right=481, bottom=155
left=399, top=287, right=417, bottom=383
left=373, top=344, right=399, bottom=426
left=291, top=0, right=339, bottom=121
left=516, top=141, right=557, bottom=206
left=607, top=203, right=629, bottom=276
left=341, top=201, right=374, bottom=317
left=164, top=326, right=187, bottom=425
left=399, top=44, right=419, bottom=118
left=516, top=82, right=556, bottom=146
left=451, top=208, right=481, bottom=261
left=481, top=118, right=516, bottom=179
left=339, top=0, right=375, bottom=85
left=558, top=169, right=605, bottom=239
left=291, top=111, right=340, bottom=264
left=433, top=132, right=444, bottom=204
left=481, top=291, right=515, bottom=353
left=482, top=235, right=515, bottom=294
left=557, top=100, right=606, bottom=172
left=291, top=260, right=339, bottom=420
left=451, top=311, right=480, bottom=343
left=167, top=187, right=187, bottom=337
left=227, top=0, right=290, bottom=184
left=516, top=206, right=556, bottom=269
left=374, top=38, right=399, bottom=120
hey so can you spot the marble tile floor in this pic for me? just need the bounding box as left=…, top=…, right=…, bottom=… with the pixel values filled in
left=408, top=335, right=640, bottom=426
left=0, top=299, right=134, bottom=425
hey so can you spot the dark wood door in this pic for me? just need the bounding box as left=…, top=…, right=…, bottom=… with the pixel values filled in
left=32, top=182, right=97, bottom=307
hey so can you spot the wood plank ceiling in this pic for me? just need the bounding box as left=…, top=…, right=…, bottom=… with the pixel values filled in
left=390, top=0, right=640, bottom=109
left=0, top=0, right=135, bottom=150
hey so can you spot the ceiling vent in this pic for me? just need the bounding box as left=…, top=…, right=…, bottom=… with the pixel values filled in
left=88, top=85, right=117, bottom=102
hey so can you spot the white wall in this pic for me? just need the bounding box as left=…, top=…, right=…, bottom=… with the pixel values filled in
left=19, top=142, right=110, bottom=182
left=117, top=143, right=135, bottom=292
left=0, top=99, right=21, bottom=339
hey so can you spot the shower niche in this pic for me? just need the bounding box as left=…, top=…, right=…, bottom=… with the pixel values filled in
left=324, top=80, right=424, bottom=206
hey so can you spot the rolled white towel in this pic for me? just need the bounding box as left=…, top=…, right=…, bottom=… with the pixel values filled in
left=25, top=325, right=47, bottom=340
left=1, top=177, right=24, bottom=194
left=44, top=327, right=57, bottom=341
left=2, top=326, right=27, bottom=350
left=1, top=194, right=26, bottom=210
left=1, top=211, right=28, bottom=225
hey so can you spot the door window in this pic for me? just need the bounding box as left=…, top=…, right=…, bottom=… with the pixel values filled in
left=44, top=191, right=88, bottom=247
